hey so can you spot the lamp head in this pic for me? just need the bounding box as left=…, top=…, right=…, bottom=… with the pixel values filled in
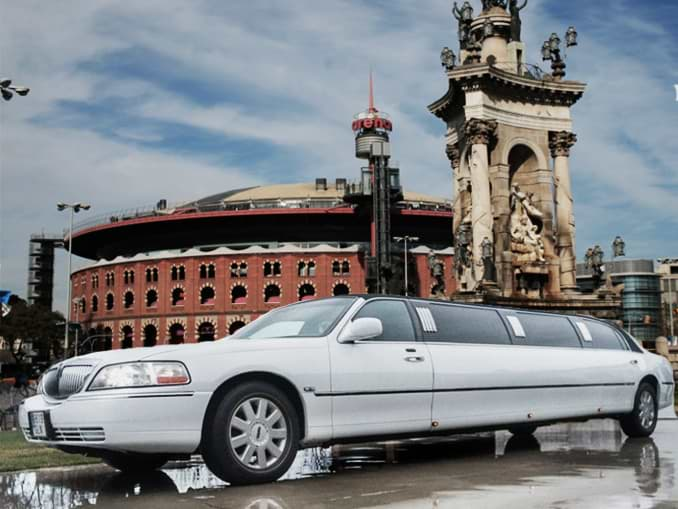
left=0, top=79, right=11, bottom=88
left=57, top=202, right=67, bottom=211
left=566, top=26, right=578, bottom=47
left=549, top=33, right=561, bottom=52
left=13, top=87, right=30, bottom=96
left=541, top=41, right=552, bottom=61
left=1, top=89, right=13, bottom=101
left=483, top=19, right=494, bottom=38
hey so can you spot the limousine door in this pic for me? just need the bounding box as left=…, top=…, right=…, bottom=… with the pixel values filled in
left=328, top=299, right=433, bottom=439
left=417, top=304, right=601, bottom=431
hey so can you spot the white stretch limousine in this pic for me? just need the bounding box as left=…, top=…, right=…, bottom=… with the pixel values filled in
left=20, top=296, right=675, bottom=484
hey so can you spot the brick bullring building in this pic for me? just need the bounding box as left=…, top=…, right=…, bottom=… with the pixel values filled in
left=68, top=181, right=455, bottom=350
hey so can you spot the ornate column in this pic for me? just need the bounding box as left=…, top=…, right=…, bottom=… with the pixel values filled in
left=465, top=118, right=497, bottom=277
left=549, top=131, right=578, bottom=291
left=446, top=143, right=462, bottom=234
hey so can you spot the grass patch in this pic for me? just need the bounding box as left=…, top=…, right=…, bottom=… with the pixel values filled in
left=0, top=431, right=100, bottom=473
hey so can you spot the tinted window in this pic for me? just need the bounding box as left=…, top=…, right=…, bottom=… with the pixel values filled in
left=513, top=313, right=581, bottom=348
left=427, top=305, right=510, bottom=345
left=354, top=300, right=415, bottom=342
left=585, top=320, right=627, bottom=350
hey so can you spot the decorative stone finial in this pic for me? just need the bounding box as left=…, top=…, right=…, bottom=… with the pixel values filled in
left=549, top=131, right=577, bottom=158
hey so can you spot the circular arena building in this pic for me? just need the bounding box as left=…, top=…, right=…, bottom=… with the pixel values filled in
left=68, top=179, right=454, bottom=350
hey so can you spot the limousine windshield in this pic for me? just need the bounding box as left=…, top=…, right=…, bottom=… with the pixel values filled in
left=232, top=297, right=357, bottom=339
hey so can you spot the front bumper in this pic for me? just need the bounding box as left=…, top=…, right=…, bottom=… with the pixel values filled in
left=19, top=390, right=212, bottom=454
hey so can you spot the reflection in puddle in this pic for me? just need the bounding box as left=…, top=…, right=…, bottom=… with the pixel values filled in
left=1, top=421, right=676, bottom=508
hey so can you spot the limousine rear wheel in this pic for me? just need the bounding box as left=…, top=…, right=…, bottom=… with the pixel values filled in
left=620, top=382, right=658, bottom=438
left=203, top=381, right=300, bottom=485
left=508, top=424, right=538, bottom=436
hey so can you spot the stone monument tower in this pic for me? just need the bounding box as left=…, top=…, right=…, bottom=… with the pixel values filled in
left=432, top=1, right=619, bottom=316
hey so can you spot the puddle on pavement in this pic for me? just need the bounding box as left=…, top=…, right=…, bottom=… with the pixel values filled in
left=1, top=420, right=676, bottom=508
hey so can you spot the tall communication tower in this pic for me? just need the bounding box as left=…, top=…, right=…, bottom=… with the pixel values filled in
left=346, top=74, right=402, bottom=294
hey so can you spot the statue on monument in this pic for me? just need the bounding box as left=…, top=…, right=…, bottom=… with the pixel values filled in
left=510, top=185, right=546, bottom=264
left=480, top=236, right=497, bottom=282
left=509, top=0, right=528, bottom=42
left=452, top=2, right=474, bottom=49
left=455, top=213, right=476, bottom=291
left=428, top=252, right=447, bottom=299
left=481, top=0, right=507, bottom=11
left=612, top=236, right=626, bottom=258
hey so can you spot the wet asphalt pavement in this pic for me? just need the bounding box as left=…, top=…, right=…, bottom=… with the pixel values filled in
left=2, top=419, right=677, bottom=509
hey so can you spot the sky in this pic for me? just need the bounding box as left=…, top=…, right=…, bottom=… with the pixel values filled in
left=1, top=0, right=677, bottom=314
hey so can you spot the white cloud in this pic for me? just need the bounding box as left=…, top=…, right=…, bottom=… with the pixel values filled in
left=1, top=0, right=677, bottom=314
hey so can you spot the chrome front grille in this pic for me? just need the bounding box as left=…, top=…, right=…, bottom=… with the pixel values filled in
left=53, top=427, right=105, bottom=442
left=42, top=364, right=94, bottom=399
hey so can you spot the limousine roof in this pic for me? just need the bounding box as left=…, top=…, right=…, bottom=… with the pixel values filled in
left=347, top=294, right=623, bottom=329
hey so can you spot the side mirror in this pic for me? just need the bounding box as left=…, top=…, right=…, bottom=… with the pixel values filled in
left=338, top=318, right=383, bottom=343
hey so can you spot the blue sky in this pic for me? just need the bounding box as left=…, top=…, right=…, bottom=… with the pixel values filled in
left=1, top=0, right=677, bottom=313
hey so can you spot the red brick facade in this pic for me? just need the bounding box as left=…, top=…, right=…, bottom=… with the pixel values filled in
left=71, top=249, right=455, bottom=349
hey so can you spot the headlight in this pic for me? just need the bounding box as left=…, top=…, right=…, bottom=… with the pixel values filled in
left=88, top=362, right=190, bottom=390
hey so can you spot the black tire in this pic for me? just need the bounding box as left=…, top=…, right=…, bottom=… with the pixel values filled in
left=102, top=452, right=168, bottom=473
left=202, top=381, right=300, bottom=485
left=620, top=382, right=658, bottom=438
left=508, top=424, right=538, bottom=436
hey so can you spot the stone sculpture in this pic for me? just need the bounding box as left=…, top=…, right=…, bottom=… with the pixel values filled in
left=428, top=252, right=447, bottom=299
left=452, top=2, right=474, bottom=49
left=480, top=236, right=496, bottom=282
left=510, top=185, right=545, bottom=264
left=613, top=236, right=626, bottom=258
left=509, top=0, right=528, bottom=42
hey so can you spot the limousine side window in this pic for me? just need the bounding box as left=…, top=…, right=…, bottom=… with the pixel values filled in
left=353, top=300, right=415, bottom=342
left=583, top=320, right=627, bottom=351
left=512, top=313, right=581, bottom=348
left=426, top=305, right=510, bottom=345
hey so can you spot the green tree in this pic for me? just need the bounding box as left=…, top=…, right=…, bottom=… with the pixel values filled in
left=0, top=300, right=64, bottom=367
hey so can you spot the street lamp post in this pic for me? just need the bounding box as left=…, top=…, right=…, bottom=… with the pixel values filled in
left=0, top=79, right=30, bottom=101
left=394, top=236, right=419, bottom=296
left=58, top=202, right=91, bottom=358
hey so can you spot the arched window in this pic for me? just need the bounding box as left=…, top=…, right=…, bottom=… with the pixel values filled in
left=208, top=264, right=215, bottom=278
left=200, top=286, right=215, bottom=305
left=124, top=291, right=134, bottom=309
left=79, top=297, right=86, bottom=313
left=123, top=270, right=135, bottom=285
left=143, top=324, right=157, bottom=347
left=146, top=289, right=158, bottom=308
left=273, top=261, right=281, bottom=276
left=92, top=274, right=99, bottom=289
left=239, top=263, right=248, bottom=277
left=146, top=267, right=158, bottom=283
left=298, top=261, right=307, bottom=277
left=179, top=266, right=185, bottom=280
left=171, top=266, right=178, bottom=281
left=169, top=323, right=185, bottom=345
left=298, top=284, right=316, bottom=301
left=333, top=283, right=350, bottom=296
left=106, top=272, right=115, bottom=287
left=264, top=284, right=281, bottom=303
left=199, top=264, right=207, bottom=279
left=341, top=261, right=350, bottom=275
left=198, top=322, right=215, bottom=342
left=308, top=261, right=316, bottom=277
left=172, top=287, right=185, bottom=306
left=229, top=320, right=246, bottom=335
left=91, top=295, right=99, bottom=312
left=264, top=262, right=273, bottom=277
left=121, top=326, right=134, bottom=349
left=106, top=293, right=114, bottom=311
left=332, top=261, right=341, bottom=276
left=231, top=285, right=247, bottom=304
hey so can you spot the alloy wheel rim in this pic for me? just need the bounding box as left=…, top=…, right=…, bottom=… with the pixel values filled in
left=638, top=391, right=656, bottom=430
left=229, top=397, right=288, bottom=470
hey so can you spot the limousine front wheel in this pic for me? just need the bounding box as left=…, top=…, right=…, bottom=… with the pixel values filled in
left=203, top=381, right=300, bottom=485
left=620, top=382, right=658, bottom=438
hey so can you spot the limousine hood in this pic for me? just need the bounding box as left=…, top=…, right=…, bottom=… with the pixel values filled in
left=67, top=337, right=304, bottom=367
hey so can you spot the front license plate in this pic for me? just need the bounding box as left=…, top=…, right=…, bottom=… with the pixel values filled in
left=29, top=412, right=47, bottom=439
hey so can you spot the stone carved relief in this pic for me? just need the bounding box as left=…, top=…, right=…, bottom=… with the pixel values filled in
left=510, top=185, right=545, bottom=264
left=454, top=213, right=477, bottom=291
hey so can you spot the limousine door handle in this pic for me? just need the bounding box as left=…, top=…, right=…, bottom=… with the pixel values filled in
left=404, top=356, right=426, bottom=363
left=630, top=359, right=639, bottom=365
